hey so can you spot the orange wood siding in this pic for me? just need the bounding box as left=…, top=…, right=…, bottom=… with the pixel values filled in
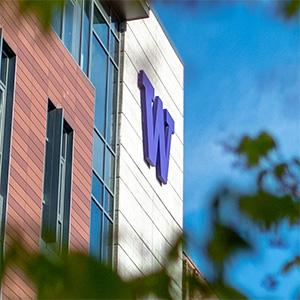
left=0, top=1, right=95, bottom=298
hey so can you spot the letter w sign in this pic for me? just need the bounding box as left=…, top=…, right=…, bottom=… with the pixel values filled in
left=138, top=70, right=175, bottom=184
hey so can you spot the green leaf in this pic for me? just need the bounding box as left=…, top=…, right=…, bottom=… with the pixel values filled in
left=213, top=281, right=248, bottom=300
left=273, top=163, right=288, bottom=179
left=207, top=223, right=252, bottom=264
left=257, top=169, right=268, bottom=188
left=281, top=0, right=300, bottom=18
left=166, top=234, right=183, bottom=263
left=239, top=191, right=300, bottom=229
left=237, top=131, right=276, bottom=167
left=185, top=270, right=216, bottom=299
left=17, top=0, right=65, bottom=30
left=129, top=268, right=172, bottom=299
left=23, top=253, right=132, bottom=299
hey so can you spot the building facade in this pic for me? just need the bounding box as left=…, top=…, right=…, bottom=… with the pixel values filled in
left=0, top=0, right=184, bottom=298
left=183, top=253, right=218, bottom=300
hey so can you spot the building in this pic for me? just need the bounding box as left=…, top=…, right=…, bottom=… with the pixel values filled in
left=0, top=0, right=184, bottom=298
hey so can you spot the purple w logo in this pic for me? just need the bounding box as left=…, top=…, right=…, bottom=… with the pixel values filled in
left=138, top=70, right=175, bottom=184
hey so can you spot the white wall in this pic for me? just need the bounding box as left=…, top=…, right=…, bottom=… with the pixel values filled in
left=115, top=11, right=184, bottom=298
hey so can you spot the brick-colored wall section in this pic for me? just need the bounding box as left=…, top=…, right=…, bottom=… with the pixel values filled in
left=0, top=1, right=95, bottom=298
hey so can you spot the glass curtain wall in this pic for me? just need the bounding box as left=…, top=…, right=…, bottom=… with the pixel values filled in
left=52, top=0, right=120, bottom=264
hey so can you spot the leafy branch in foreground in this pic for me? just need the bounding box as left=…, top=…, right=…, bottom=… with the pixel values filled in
left=1, top=234, right=176, bottom=299
left=200, top=131, right=300, bottom=299
left=0, top=0, right=299, bottom=32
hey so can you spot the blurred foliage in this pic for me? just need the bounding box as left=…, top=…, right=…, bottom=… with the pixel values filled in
left=282, top=255, right=300, bottom=274
left=2, top=131, right=298, bottom=299
left=200, top=131, right=300, bottom=299
left=16, top=0, right=65, bottom=30
left=281, top=0, right=300, bottom=18
left=207, top=222, right=251, bottom=264
left=0, top=0, right=298, bottom=32
left=240, top=191, right=299, bottom=229
left=1, top=236, right=173, bottom=299
left=0, top=0, right=298, bottom=299
left=234, top=131, right=276, bottom=167
left=0, top=0, right=65, bottom=30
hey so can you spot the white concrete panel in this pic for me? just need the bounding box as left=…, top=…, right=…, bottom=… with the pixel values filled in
left=117, top=245, right=142, bottom=279
left=118, top=156, right=182, bottom=242
left=142, top=11, right=184, bottom=87
left=126, top=22, right=184, bottom=115
left=123, top=38, right=184, bottom=144
left=116, top=11, right=184, bottom=296
left=121, top=82, right=184, bottom=174
left=118, top=178, right=153, bottom=248
left=119, top=112, right=183, bottom=201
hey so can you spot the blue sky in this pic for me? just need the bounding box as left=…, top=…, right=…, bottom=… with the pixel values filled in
left=154, top=1, right=300, bottom=298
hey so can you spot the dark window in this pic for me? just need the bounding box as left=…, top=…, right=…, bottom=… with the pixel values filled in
left=41, top=101, right=73, bottom=255
left=0, top=30, right=16, bottom=267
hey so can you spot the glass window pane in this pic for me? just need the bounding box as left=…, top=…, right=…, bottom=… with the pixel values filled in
left=109, top=33, right=119, bottom=64
left=0, top=90, right=3, bottom=154
left=92, top=173, right=103, bottom=206
left=58, top=161, right=64, bottom=215
left=81, top=0, right=90, bottom=74
left=93, top=5, right=108, bottom=48
left=111, top=12, right=119, bottom=34
left=72, top=0, right=82, bottom=62
left=61, top=131, right=67, bottom=158
left=93, top=131, right=104, bottom=179
left=104, top=188, right=113, bottom=218
left=0, top=90, right=3, bottom=125
left=1, top=51, right=8, bottom=84
left=90, top=200, right=102, bottom=260
left=102, top=216, right=112, bottom=264
left=57, top=221, right=62, bottom=252
left=97, top=0, right=110, bottom=20
left=91, top=35, right=108, bottom=135
left=105, top=147, right=114, bottom=191
left=63, top=0, right=74, bottom=54
left=106, top=62, right=117, bottom=148
left=51, top=6, right=63, bottom=37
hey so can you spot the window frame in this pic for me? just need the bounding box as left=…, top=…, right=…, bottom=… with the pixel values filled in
left=41, top=101, right=74, bottom=255
left=0, top=30, right=16, bottom=268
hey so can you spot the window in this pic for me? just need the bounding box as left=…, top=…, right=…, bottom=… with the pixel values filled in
left=89, top=1, right=119, bottom=265
left=90, top=174, right=113, bottom=264
left=51, top=0, right=120, bottom=264
left=52, top=0, right=82, bottom=63
left=81, top=0, right=91, bottom=74
left=0, top=29, right=16, bottom=266
left=41, top=101, right=73, bottom=255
